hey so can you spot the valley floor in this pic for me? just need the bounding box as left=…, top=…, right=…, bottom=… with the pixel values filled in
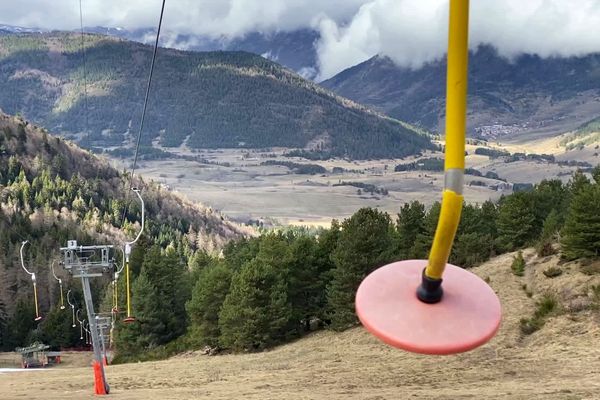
left=1, top=251, right=599, bottom=399
left=127, top=142, right=596, bottom=227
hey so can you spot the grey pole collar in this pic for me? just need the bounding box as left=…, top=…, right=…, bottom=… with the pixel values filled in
left=444, top=168, right=464, bottom=194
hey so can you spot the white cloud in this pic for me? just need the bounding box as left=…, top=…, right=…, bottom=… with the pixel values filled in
left=315, top=0, right=448, bottom=80
left=315, top=0, right=600, bottom=80
left=0, top=0, right=365, bottom=37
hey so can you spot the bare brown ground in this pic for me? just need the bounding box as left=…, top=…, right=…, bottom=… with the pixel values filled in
left=1, top=250, right=599, bottom=400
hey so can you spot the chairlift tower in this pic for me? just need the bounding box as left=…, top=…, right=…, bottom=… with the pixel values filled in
left=95, top=314, right=112, bottom=365
left=60, top=240, right=114, bottom=395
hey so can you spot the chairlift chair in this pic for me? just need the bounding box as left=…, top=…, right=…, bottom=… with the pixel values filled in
left=122, top=187, right=145, bottom=324
left=355, top=0, right=502, bottom=355
left=67, top=289, right=77, bottom=327
left=76, top=309, right=85, bottom=340
left=19, top=241, right=43, bottom=321
left=51, top=260, right=66, bottom=310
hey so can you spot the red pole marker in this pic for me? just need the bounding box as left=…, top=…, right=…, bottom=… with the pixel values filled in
left=93, top=361, right=108, bottom=395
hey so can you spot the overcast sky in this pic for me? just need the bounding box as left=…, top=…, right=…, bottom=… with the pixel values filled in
left=2, top=0, right=600, bottom=80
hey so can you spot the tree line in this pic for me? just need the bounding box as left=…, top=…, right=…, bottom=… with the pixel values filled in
left=3, top=155, right=599, bottom=355
left=106, top=166, right=599, bottom=359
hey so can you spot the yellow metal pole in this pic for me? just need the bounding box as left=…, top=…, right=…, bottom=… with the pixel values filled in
left=59, top=283, right=65, bottom=309
left=33, top=282, right=41, bottom=320
left=114, top=280, right=118, bottom=311
left=126, top=261, right=132, bottom=318
left=425, top=0, right=469, bottom=280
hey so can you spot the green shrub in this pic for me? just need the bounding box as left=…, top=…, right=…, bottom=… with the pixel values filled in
left=511, top=251, right=526, bottom=276
left=534, top=294, right=558, bottom=319
left=520, top=317, right=544, bottom=335
left=543, top=267, right=563, bottom=278
left=520, top=294, right=559, bottom=335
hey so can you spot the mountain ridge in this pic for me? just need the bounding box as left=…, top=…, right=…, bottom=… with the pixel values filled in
left=0, top=32, right=433, bottom=160
left=322, top=45, right=600, bottom=139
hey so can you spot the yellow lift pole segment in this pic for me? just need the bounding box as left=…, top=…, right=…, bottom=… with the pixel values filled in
left=425, top=0, right=469, bottom=281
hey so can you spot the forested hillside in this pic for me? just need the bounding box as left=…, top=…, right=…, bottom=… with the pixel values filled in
left=0, top=112, right=249, bottom=351
left=560, top=116, right=600, bottom=150
left=0, top=33, right=433, bottom=159
left=1, top=113, right=598, bottom=362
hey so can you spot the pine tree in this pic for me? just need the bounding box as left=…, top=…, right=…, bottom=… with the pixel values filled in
left=116, top=270, right=164, bottom=353
left=140, top=245, right=189, bottom=343
left=496, top=192, right=536, bottom=251
left=186, top=261, right=232, bottom=347
left=188, top=250, right=213, bottom=285
left=286, top=235, right=327, bottom=333
left=317, top=219, right=340, bottom=258
left=511, top=250, right=526, bottom=276
left=568, top=170, right=591, bottom=197
left=222, top=237, right=260, bottom=272
left=532, top=179, right=568, bottom=235
left=254, top=232, right=292, bottom=267
left=326, top=208, right=394, bottom=330
left=39, top=306, right=79, bottom=349
left=127, top=235, right=148, bottom=277
left=411, top=201, right=441, bottom=259
left=7, top=156, right=20, bottom=183
left=3, top=300, right=36, bottom=350
left=561, top=184, right=600, bottom=260
left=219, top=259, right=292, bottom=351
left=396, top=201, right=425, bottom=259
left=161, top=246, right=190, bottom=339
left=536, top=209, right=562, bottom=256
left=478, top=200, right=499, bottom=238
left=451, top=232, right=493, bottom=268
left=116, top=245, right=190, bottom=354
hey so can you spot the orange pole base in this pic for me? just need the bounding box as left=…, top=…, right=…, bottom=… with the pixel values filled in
left=93, top=361, right=108, bottom=395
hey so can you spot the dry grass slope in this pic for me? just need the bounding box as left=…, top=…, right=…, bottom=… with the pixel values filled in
left=1, top=250, right=599, bottom=400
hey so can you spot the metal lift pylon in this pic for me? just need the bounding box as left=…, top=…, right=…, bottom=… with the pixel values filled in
left=60, top=240, right=114, bottom=395
left=95, top=314, right=112, bottom=365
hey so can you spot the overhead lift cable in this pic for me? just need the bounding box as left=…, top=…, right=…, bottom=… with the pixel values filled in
left=78, top=0, right=91, bottom=150
left=119, top=0, right=166, bottom=228
left=58, top=2, right=165, bottom=395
